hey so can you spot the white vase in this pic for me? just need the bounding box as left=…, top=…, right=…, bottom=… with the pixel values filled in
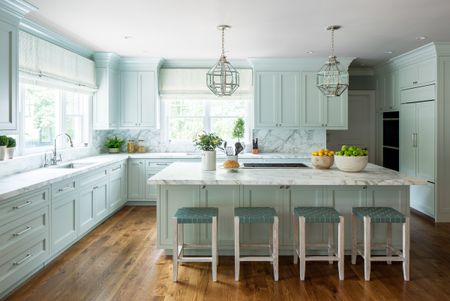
left=6, top=147, right=15, bottom=159
left=0, top=146, right=5, bottom=161
left=202, top=150, right=216, bottom=171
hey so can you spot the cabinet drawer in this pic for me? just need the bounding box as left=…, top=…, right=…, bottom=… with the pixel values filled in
left=0, top=207, right=48, bottom=255
left=79, top=169, right=107, bottom=189
left=0, top=232, right=48, bottom=294
left=109, top=162, right=123, bottom=175
left=52, top=179, right=77, bottom=199
left=0, top=188, right=49, bottom=226
left=400, top=84, right=435, bottom=104
left=147, top=161, right=172, bottom=168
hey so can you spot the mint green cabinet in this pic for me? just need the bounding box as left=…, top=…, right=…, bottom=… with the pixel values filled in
left=301, top=72, right=348, bottom=129
left=79, top=179, right=108, bottom=235
left=109, top=162, right=126, bottom=211
left=120, top=71, right=157, bottom=128
left=0, top=20, right=17, bottom=131
left=255, top=72, right=300, bottom=128
left=399, top=59, right=436, bottom=90
left=93, top=65, right=120, bottom=129
left=383, top=70, right=399, bottom=111
left=127, top=159, right=146, bottom=201
left=51, top=192, right=78, bottom=255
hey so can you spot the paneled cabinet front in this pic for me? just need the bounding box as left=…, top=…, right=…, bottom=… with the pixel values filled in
left=0, top=20, right=17, bottom=131
left=398, top=59, right=436, bottom=90
left=79, top=179, right=108, bottom=235
left=120, top=71, right=157, bottom=128
left=127, top=159, right=146, bottom=201
left=254, top=72, right=300, bottom=128
left=301, top=72, right=348, bottom=129
left=51, top=192, right=78, bottom=255
left=93, top=67, right=120, bottom=129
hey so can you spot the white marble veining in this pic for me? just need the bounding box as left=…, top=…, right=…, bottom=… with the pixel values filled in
left=148, top=162, right=426, bottom=186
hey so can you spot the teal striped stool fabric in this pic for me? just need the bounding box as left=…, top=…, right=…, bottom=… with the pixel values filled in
left=174, top=207, right=218, bottom=224
left=294, top=207, right=341, bottom=223
left=235, top=207, right=276, bottom=224
left=352, top=207, right=406, bottom=223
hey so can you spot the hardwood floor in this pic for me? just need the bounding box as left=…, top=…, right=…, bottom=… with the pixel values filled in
left=5, top=206, right=450, bottom=301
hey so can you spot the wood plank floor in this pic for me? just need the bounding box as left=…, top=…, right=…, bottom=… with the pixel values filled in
left=5, top=206, right=450, bottom=301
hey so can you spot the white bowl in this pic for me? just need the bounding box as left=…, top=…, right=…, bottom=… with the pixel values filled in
left=311, top=155, right=334, bottom=169
left=334, top=155, right=368, bottom=172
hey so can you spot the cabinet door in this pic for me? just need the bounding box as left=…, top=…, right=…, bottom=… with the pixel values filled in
left=242, top=186, right=285, bottom=244
left=127, top=160, right=145, bottom=200
left=120, top=71, right=139, bottom=127
left=399, top=65, right=418, bottom=90
left=93, top=181, right=108, bottom=221
left=0, top=20, right=17, bottom=130
left=411, top=182, right=435, bottom=218
left=110, top=68, right=120, bottom=127
left=416, top=101, right=435, bottom=181
left=139, top=71, right=157, bottom=128
left=79, top=187, right=95, bottom=235
left=324, top=93, right=347, bottom=129
left=255, top=72, right=278, bottom=127
left=52, top=194, right=78, bottom=254
left=146, top=169, right=159, bottom=201
left=384, top=71, right=399, bottom=111
left=399, top=103, right=416, bottom=177
left=301, top=72, right=324, bottom=127
left=199, top=185, right=240, bottom=246
left=109, top=170, right=124, bottom=211
left=93, top=68, right=108, bottom=129
left=279, top=72, right=300, bottom=127
left=418, top=59, right=436, bottom=85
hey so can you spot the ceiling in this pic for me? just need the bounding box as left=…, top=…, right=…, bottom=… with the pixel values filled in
left=25, top=0, right=450, bottom=66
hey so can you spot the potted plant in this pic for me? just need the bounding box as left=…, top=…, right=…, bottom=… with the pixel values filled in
left=0, top=135, right=7, bottom=161
left=6, top=137, right=16, bottom=159
left=193, top=132, right=223, bottom=171
left=104, top=136, right=125, bottom=153
left=232, top=117, right=245, bottom=158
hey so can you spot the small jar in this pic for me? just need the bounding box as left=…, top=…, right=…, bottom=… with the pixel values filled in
left=138, top=140, right=145, bottom=153
left=127, top=140, right=135, bottom=153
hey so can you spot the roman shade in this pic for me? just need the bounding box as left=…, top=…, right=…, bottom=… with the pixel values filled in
left=18, top=31, right=96, bottom=92
left=159, top=68, right=252, bottom=97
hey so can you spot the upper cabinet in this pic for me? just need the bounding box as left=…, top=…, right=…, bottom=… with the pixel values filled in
left=398, top=58, right=436, bottom=90
left=300, top=72, right=348, bottom=129
left=0, top=20, right=17, bottom=131
left=377, top=69, right=400, bottom=112
left=254, top=71, right=300, bottom=128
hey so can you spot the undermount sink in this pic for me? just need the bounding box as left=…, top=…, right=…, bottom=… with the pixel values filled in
left=53, top=162, right=96, bottom=169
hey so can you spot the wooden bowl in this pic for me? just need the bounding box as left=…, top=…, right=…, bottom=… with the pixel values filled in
left=311, top=155, right=334, bottom=169
left=334, top=155, right=368, bottom=172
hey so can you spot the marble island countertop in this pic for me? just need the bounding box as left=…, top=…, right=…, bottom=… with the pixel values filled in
left=148, top=162, right=426, bottom=186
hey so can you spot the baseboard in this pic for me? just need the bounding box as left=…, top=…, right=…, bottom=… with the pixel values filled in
left=126, top=201, right=156, bottom=206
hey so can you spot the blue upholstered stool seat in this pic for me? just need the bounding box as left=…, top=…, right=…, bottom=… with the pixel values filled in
left=234, top=207, right=277, bottom=224
left=294, top=207, right=341, bottom=223
left=352, top=207, right=405, bottom=223
left=174, top=207, right=218, bottom=224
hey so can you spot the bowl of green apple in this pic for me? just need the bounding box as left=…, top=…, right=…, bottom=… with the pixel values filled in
left=334, top=145, right=369, bottom=172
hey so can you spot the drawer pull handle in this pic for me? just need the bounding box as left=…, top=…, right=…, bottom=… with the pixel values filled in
left=13, top=253, right=33, bottom=266
left=58, top=186, right=73, bottom=193
left=93, top=186, right=99, bottom=190
left=156, top=163, right=169, bottom=166
left=13, top=201, right=32, bottom=210
left=112, top=166, right=121, bottom=171
left=13, top=226, right=32, bottom=237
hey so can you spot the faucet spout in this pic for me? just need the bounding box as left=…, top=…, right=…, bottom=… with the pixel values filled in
left=51, top=133, right=74, bottom=165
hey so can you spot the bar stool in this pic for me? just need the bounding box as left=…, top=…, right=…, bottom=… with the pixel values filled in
left=293, top=207, right=345, bottom=280
left=172, top=207, right=218, bottom=282
left=234, top=207, right=279, bottom=281
left=351, top=207, right=410, bottom=281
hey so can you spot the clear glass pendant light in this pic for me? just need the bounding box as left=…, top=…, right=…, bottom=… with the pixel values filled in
left=317, top=25, right=349, bottom=97
left=206, top=25, right=240, bottom=96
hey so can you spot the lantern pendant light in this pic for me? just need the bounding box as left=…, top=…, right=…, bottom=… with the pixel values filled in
left=317, top=25, right=349, bottom=97
left=206, top=25, right=240, bottom=96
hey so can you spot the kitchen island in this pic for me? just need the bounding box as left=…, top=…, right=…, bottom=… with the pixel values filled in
left=148, top=162, right=424, bottom=254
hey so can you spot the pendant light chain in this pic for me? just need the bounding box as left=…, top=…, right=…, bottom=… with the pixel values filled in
left=331, top=27, right=335, bottom=57
left=221, top=27, right=225, bottom=57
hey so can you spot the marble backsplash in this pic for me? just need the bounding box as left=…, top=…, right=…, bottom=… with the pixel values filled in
left=93, top=128, right=326, bottom=156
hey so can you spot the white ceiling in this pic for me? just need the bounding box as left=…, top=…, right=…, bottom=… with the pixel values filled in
left=25, top=0, right=450, bottom=66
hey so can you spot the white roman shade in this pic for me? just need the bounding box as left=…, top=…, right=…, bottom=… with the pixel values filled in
left=18, top=31, right=96, bottom=92
left=159, top=68, right=253, bottom=97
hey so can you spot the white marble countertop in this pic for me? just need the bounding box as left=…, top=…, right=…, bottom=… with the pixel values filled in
left=127, top=152, right=308, bottom=160
left=148, top=162, right=426, bottom=186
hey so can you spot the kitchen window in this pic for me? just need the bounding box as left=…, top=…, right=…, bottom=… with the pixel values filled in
left=163, top=97, right=250, bottom=144
left=20, top=83, right=90, bottom=153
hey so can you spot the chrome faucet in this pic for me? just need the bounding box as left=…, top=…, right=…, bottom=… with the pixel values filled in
left=48, top=133, right=73, bottom=165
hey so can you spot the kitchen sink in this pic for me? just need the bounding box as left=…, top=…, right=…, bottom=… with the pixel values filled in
left=53, top=162, right=96, bottom=169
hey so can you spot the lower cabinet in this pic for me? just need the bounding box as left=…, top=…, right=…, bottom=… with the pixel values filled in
left=109, top=162, right=127, bottom=211
left=51, top=192, right=78, bottom=255
left=79, top=179, right=108, bottom=235
left=127, top=159, right=146, bottom=201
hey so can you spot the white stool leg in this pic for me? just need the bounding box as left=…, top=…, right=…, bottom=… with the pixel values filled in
left=351, top=212, right=357, bottom=265
left=212, top=216, right=218, bottom=282
left=273, top=216, right=279, bottom=281
left=293, top=212, right=298, bottom=264
left=179, top=224, right=184, bottom=263
left=269, top=223, right=273, bottom=265
left=386, top=223, right=392, bottom=264
left=403, top=217, right=410, bottom=281
left=299, top=216, right=306, bottom=281
left=363, top=216, right=371, bottom=281
left=328, top=223, right=334, bottom=264
left=172, top=218, right=178, bottom=282
left=338, top=216, right=345, bottom=280
left=234, top=216, right=240, bottom=281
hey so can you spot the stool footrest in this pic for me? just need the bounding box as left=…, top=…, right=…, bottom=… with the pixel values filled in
left=240, top=243, right=271, bottom=249
left=178, top=257, right=213, bottom=263
left=239, top=256, right=274, bottom=262
left=304, top=256, right=339, bottom=262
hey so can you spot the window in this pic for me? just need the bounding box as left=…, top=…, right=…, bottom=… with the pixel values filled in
left=164, top=97, right=250, bottom=144
left=21, top=83, right=90, bottom=153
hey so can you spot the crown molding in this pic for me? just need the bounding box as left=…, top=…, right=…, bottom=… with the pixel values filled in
left=93, top=52, right=121, bottom=68
left=19, top=18, right=94, bottom=58
left=249, top=57, right=356, bottom=71
left=161, top=59, right=252, bottom=69
left=0, top=0, right=36, bottom=21
left=119, top=57, right=164, bottom=71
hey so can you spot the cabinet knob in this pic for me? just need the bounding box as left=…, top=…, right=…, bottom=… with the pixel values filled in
left=413, top=81, right=418, bottom=85
left=279, top=185, right=285, bottom=189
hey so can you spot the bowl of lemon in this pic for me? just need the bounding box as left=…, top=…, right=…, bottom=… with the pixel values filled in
left=334, top=145, right=369, bottom=172
left=311, top=149, right=335, bottom=169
